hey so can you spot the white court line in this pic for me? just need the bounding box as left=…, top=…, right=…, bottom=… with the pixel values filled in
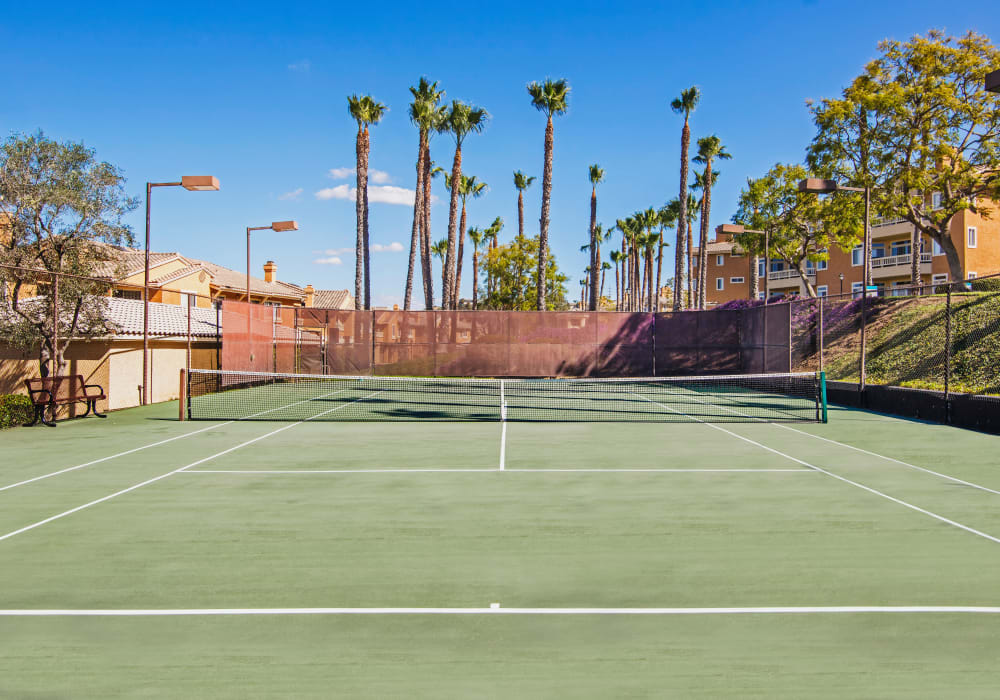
left=179, top=468, right=813, bottom=474
left=1, top=606, right=999, bottom=616
left=499, top=421, right=507, bottom=471
left=0, top=391, right=381, bottom=544
left=672, top=386, right=1000, bottom=498
left=0, top=387, right=350, bottom=493
left=634, top=392, right=1000, bottom=546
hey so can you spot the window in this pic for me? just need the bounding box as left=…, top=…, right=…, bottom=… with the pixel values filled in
left=968, top=272, right=977, bottom=280
left=932, top=273, right=949, bottom=284
left=730, top=277, right=745, bottom=284
left=113, top=289, right=142, bottom=301
left=968, top=227, right=977, bottom=248
left=757, top=259, right=766, bottom=276
left=805, top=260, right=815, bottom=272
left=852, top=281, right=864, bottom=294
left=817, top=285, right=828, bottom=297
left=715, top=278, right=724, bottom=291
left=891, top=240, right=910, bottom=257
left=770, top=260, right=783, bottom=272
left=851, top=246, right=863, bottom=266
left=932, top=239, right=943, bottom=256
left=716, top=254, right=724, bottom=266
left=871, top=243, right=886, bottom=259
left=817, top=259, right=828, bottom=271
left=757, top=291, right=766, bottom=300
left=931, top=192, right=942, bottom=210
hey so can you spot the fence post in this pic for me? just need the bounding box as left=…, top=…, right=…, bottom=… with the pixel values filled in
left=859, top=293, right=867, bottom=389
left=178, top=368, right=187, bottom=421
left=787, top=302, right=792, bottom=373
left=818, top=297, right=824, bottom=373
left=945, top=286, right=952, bottom=422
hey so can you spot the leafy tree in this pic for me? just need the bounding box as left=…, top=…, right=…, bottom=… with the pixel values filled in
left=671, top=86, right=700, bottom=309
left=0, top=132, right=137, bottom=375
left=482, top=216, right=504, bottom=295
left=587, top=164, right=605, bottom=310
left=347, top=94, right=387, bottom=310
left=438, top=101, right=488, bottom=309
left=405, top=78, right=446, bottom=310
left=733, top=163, right=862, bottom=297
left=527, top=78, right=570, bottom=310
left=808, top=30, right=1000, bottom=285
left=513, top=170, right=536, bottom=242
left=480, top=233, right=568, bottom=310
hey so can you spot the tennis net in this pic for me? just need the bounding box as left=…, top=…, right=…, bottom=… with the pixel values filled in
left=186, top=369, right=826, bottom=423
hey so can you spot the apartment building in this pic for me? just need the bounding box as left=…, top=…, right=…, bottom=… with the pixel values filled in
left=694, top=202, right=1000, bottom=304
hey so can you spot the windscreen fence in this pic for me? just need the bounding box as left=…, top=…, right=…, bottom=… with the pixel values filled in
left=219, top=302, right=793, bottom=378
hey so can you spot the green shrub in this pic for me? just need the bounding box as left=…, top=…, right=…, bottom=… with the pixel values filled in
left=0, top=394, right=34, bottom=429
left=970, top=277, right=1000, bottom=292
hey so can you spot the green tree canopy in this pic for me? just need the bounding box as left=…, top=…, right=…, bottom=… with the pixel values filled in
left=479, top=233, right=568, bottom=310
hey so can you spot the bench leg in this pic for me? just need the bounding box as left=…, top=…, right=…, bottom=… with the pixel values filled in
left=41, top=404, right=57, bottom=428
left=26, top=405, right=41, bottom=427
left=91, top=400, right=107, bottom=418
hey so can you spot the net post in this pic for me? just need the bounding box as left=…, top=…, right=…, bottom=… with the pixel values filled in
left=178, top=368, right=187, bottom=422
left=818, top=297, right=824, bottom=373
left=819, top=371, right=828, bottom=424
left=499, top=379, right=506, bottom=421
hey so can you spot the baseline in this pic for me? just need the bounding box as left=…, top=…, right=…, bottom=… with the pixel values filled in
left=2, top=606, right=999, bottom=616
left=179, top=468, right=813, bottom=474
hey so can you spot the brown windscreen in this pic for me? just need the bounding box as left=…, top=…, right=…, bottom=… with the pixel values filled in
left=220, top=303, right=796, bottom=377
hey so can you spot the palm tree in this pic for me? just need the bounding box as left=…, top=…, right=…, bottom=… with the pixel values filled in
left=347, top=94, right=387, bottom=310
left=527, top=78, right=570, bottom=310
left=483, top=216, right=504, bottom=295
left=692, top=136, right=731, bottom=309
left=600, top=261, right=612, bottom=305
left=588, top=164, right=605, bottom=310
left=670, top=87, right=700, bottom=310
left=513, top=170, right=536, bottom=242
left=424, top=163, right=444, bottom=302
left=656, top=205, right=677, bottom=312
left=439, top=101, right=489, bottom=309
left=609, top=250, right=624, bottom=310
left=405, top=78, right=446, bottom=310
left=468, top=227, right=486, bottom=309
left=430, top=237, right=448, bottom=306
left=452, top=174, right=488, bottom=304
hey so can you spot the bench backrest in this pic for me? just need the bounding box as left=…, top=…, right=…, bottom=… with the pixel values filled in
left=25, top=375, right=86, bottom=402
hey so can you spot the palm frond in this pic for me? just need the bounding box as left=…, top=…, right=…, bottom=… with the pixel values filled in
left=527, top=78, right=571, bottom=116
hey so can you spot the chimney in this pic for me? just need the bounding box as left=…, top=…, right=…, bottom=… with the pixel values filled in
left=304, top=284, right=315, bottom=307
left=263, top=260, right=277, bottom=283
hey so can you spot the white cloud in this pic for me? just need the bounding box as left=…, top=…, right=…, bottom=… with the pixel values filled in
left=315, top=184, right=417, bottom=206
left=327, top=167, right=391, bottom=184
left=371, top=242, right=405, bottom=253
left=288, top=59, right=311, bottom=72
left=278, top=188, right=303, bottom=201
left=314, top=256, right=343, bottom=265
left=317, top=247, right=354, bottom=255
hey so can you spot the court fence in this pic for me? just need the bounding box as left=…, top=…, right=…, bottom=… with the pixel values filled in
left=218, top=302, right=796, bottom=379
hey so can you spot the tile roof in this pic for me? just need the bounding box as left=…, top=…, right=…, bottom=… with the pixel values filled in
left=104, top=297, right=219, bottom=337
left=312, top=289, right=354, bottom=309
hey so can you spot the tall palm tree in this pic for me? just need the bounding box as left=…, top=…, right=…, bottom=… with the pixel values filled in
left=424, top=163, right=444, bottom=302
left=347, top=94, right=387, bottom=310
left=483, top=216, right=503, bottom=295
left=656, top=204, right=677, bottom=312
left=451, top=174, right=488, bottom=304
left=588, top=164, right=605, bottom=310
left=513, top=170, right=536, bottom=242
left=600, top=261, right=612, bottom=304
left=679, top=192, right=698, bottom=309
left=405, top=78, right=446, bottom=310
left=670, top=86, right=700, bottom=310
left=430, top=237, right=448, bottom=306
left=439, top=101, right=489, bottom=309
left=692, top=135, right=731, bottom=309
left=467, top=227, right=486, bottom=309
left=527, top=78, right=570, bottom=310
left=609, top=250, right=624, bottom=310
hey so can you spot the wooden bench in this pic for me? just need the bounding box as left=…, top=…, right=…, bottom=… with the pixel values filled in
left=24, top=375, right=107, bottom=427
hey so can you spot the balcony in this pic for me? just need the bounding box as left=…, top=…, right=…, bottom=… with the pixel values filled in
left=871, top=215, right=914, bottom=239
left=871, top=252, right=932, bottom=269
left=767, top=268, right=814, bottom=281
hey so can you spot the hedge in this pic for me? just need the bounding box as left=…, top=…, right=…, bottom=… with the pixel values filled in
left=0, top=394, right=34, bottom=429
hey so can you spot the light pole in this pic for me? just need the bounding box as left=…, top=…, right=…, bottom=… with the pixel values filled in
left=717, top=223, right=769, bottom=304
left=143, top=175, right=219, bottom=405
left=798, top=178, right=872, bottom=293
left=245, top=221, right=298, bottom=367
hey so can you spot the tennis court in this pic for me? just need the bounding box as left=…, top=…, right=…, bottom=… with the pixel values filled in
left=2, top=371, right=1000, bottom=697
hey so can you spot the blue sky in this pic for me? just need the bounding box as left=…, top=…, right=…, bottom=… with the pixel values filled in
left=2, top=1, right=997, bottom=307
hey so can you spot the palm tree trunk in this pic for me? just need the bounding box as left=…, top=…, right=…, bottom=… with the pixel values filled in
left=655, top=239, right=664, bottom=313
left=647, top=250, right=654, bottom=312
left=444, top=145, right=463, bottom=309
left=361, top=126, right=372, bottom=311
left=600, top=266, right=606, bottom=303
left=537, top=114, right=554, bottom=310
left=405, top=129, right=427, bottom=310
left=614, top=262, right=620, bottom=311
left=749, top=254, right=760, bottom=300
left=910, top=228, right=921, bottom=287
left=455, top=201, right=467, bottom=305
left=353, top=125, right=365, bottom=310
left=589, top=188, right=599, bottom=311
left=687, top=227, right=693, bottom=309
left=421, top=147, right=434, bottom=309
left=698, top=163, right=713, bottom=309
left=518, top=190, right=525, bottom=239
left=472, top=250, right=479, bottom=309
left=675, top=117, right=690, bottom=310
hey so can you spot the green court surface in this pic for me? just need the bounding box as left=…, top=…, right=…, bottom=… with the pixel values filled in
left=2, top=395, right=1000, bottom=698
